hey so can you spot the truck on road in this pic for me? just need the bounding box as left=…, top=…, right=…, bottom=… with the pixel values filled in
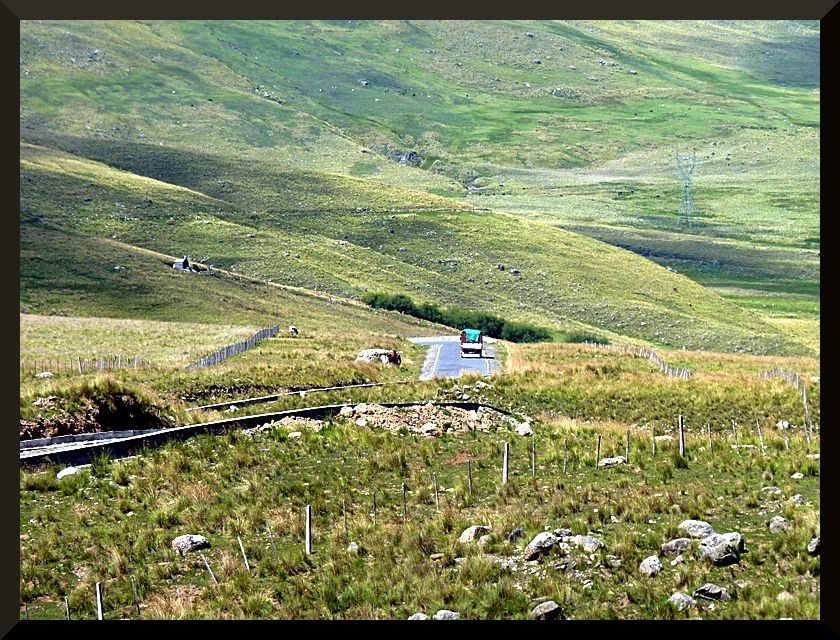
left=459, top=328, right=484, bottom=358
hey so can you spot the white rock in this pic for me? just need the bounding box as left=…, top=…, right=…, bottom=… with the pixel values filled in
left=56, top=466, right=80, bottom=480
left=288, top=431, right=302, bottom=439
left=769, top=516, right=790, bottom=533
left=670, top=554, right=685, bottom=566
left=354, top=403, right=369, bottom=414
left=678, top=519, right=716, bottom=539
left=171, top=534, right=210, bottom=555
left=339, top=405, right=354, bottom=416
left=788, top=494, right=807, bottom=506
left=669, top=592, right=696, bottom=611
left=459, top=525, right=491, bottom=543
left=639, top=555, right=663, bottom=577
left=408, top=613, right=428, bottom=620
left=597, top=456, right=626, bottom=467
left=516, top=423, right=533, bottom=436
left=790, top=472, right=804, bottom=480
left=433, top=609, right=459, bottom=620
left=35, top=371, right=53, bottom=379
left=347, top=542, right=359, bottom=554
left=355, top=418, right=368, bottom=428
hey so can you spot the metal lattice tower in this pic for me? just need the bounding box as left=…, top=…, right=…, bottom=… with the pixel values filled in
left=675, top=153, right=697, bottom=227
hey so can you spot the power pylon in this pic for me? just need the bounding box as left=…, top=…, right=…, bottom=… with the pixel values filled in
left=675, top=153, right=697, bottom=227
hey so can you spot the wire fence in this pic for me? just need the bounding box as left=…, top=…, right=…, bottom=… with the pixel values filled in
left=21, top=356, right=154, bottom=377
left=186, top=325, right=280, bottom=371
left=759, top=367, right=817, bottom=434
left=582, top=341, right=691, bottom=379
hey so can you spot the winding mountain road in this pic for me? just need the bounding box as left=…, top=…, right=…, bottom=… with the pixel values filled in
left=409, top=336, right=499, bottom=380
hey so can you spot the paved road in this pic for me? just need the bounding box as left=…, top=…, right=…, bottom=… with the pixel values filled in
left=409, top=336, right=499, bottom=381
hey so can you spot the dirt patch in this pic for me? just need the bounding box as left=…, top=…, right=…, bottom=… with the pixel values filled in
left=20, top=393, right=173, bottom=440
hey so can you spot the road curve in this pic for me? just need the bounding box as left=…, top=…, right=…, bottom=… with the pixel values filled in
left=408, top=336, right=499, bottom=381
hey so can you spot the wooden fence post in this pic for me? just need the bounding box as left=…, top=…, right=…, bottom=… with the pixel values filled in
left=372, top=493, right=377, bottom=528
left=562, top=438, right=568, bottom=474
left=732, top=421, right=739, bottom=454
left=343, top=499, right=348, bottom=537
left=625, top=430, right=630, bottom=463
left=595, top=434, right=601, bottom=469
left=402, top=482, right=407, bottom=523
left=756, top=419, right=766, bottom=455
left=95, top=582, right=104, bottom=620
left=531, top=440, right=536, bottom=479
left=433, top=473, right=440, bottom=512
left=200, top=552, right=218, bottom=585
left=130, top=576, right=141, bottom=618
left=267, top=525, right=278, bottom=556
left=707, top=423, right=713, bottom=453
left=238, top=536, right=250, bottom=572
left=652, top=428, right=656, bottom=457
left=678, top=415, right=685, bottom=458
left=502, top=442, right=509, bottom=485
left=64, top=596, right=70, bottom=620
left=304, top=505, right=312, bottom=555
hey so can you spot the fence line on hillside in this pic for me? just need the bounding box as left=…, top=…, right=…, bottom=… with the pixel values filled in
left=583, top=341, right=691, bottom=379
left=21, top=356, right=154, bottom=377
left=186, top=325, right=280, bottom=371
left=759, top=367, right=817, bottom=436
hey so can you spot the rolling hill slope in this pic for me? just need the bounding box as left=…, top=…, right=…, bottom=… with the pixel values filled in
left=19, top=20, right=818, bottom=356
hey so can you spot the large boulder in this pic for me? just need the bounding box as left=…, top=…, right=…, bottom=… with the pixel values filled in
left=530, top=600, right=564, bottom=620
left=661, top=538, right=692, bottom=558
left=678, top=519, right=715, bottom=539
left=669, top=592, right=696, bottom=612
left=523, top=532, right=559, bottom=561
left=699, top=534, right=741, bottom=566
left=693, top=583, right=730, bottom=601
left=459, top=525, right=491, bottom=544
left=171, top=534, right=210, bottom=555
left=433, top=610, right=459, bottom=620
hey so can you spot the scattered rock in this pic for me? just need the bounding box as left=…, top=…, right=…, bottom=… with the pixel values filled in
left=568, top=535, right=605, bottom=553
left=670, top=555, right=685, bottom=566
left=459, top=525, right=491, bottom=544
left=597, top=456, right=626, bottom=467
left=508, top=527, right=525, bottom=543
left=693, top=583, right=730, bottom=602
left=525, top=31, right=535, bottom=37
left=699, top=534, right=741, bottom=566
left=524, top=532, right=559, bottom=561
left=478, top=534, right=493, bottom=546
left=355, top=418, right=368, bottom=428
left=288, top=431, right=302, bottom=439
left=408, top=613, right=428, bottom=620
left=654, top=435, right=673, bottom=441
left=430, top=553, right=444, bottom=562
left=433, top=610, right=459, bottom=620
left=421, top=422, right=441, bottom=437
left=790, top=472, right=804, bottom=480
left=605, top=555, right=622, bottom=568
left=339, top=406, right=354, bottom=417
left=679, top=519, right=715, bottom=539
left=639, top=555, right=663, bottom=577
left=806, top=454, right=820, bottom=460
left=354, top=403, right=369, bottom=414
left=347, top=542, right=359, bottom=554
left=808, top=537, right=820, bottom=556
left=776, top=420, right=790, bottom=429
left=769, top=516, right=791, bottom=534
left=530, top=600, right=563, bottom=620
left=56, top=467, right=80, bottom=480
left=553, top=528, right=572, bottom=538
left=515, top=423, right=533, bottom=436
left=669, top=592, right=696, bottom=612
left=777, top=591, right=794, bottom=602
left=171, top=534, right=210, bottom=555
left=661, top=538, right=692, bottom=558
left=554, top=557, right=576, bottom=572
left=35, top=371, right=54, bottom=379
left=761, top=486, right=782, bottom=495
left=788, top=494, right=807, bottom=506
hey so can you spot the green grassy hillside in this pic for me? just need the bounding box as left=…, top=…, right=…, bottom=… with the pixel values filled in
left=19, top=20, right=818, bottom=355
left=20, top=143, right=803, bottom=355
